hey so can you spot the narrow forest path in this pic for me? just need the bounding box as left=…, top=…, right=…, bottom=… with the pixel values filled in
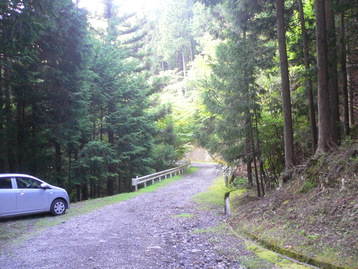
left=0, top=163, right=306, bottom=268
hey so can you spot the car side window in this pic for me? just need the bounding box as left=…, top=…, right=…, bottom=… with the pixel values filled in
left=16, top=177, right=42, bottom=189
left=0, top=178, right=12, bottom=189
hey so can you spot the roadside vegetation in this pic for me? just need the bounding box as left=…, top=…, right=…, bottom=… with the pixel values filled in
left=229, top=143, right=358, bottom=268
left=193, top=175, right=315, bottom=268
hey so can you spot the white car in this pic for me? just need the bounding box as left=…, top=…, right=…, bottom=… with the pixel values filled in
left=0, top=174, right=70, bottom=218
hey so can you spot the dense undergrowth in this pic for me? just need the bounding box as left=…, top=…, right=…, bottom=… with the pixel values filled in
left=229, top=141, right=358, bottom=268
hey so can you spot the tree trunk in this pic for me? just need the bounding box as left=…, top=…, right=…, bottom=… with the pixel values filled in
left=253, top=106, right=265, bottom=196
left=259, top=161, right=266, bottom=196
left=68, top=154, right=72, bottom=194
left=248, top=116, right=261, bottom=197
left=315, top=0, right=336, bottom=153
left=107, top=171, right=115, bottom=196
left=16, top=101, right=25, bottom=171
left=5, top=77, right=15, bottom=172
left=54, top=141, right=62, bottom=185
left=81, top=183, right=88, bottom=201
left=92, top=120, right=96, bottom=141
left=107, top=99, right=116, bottom=196
left=245, top=105, right=254, bottom=188
left=253, top=154, right=261, bottom=197
left=182, top=51, right=187, bottom=96
left=346, top=30, right=356, bottom=129
left=247, top=160, right=253, bottom=188
left=325, top=0, right=340, bottom=144
left=76, top=185, right=81, bottom=202
left=276, top=0, right=295, bottom=167
left=339, top=11, right=349, bottom=136
left=298, top=0, right=318, bottom=153
left=107, top=99, right=115, bottom=144
left=100, top=107, right=104, bottom=141
left=0, top=59, right=5, bottom=172
left=29, top=103, right=39, bottom=175
left=90, top=178, right=94, bottom=199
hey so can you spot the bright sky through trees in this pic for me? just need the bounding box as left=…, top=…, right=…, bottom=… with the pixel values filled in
left=76, top=0, right=163, bottom=13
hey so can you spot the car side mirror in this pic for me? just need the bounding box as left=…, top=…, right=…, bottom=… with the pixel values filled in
left=40, top=183, right=50, bottom=189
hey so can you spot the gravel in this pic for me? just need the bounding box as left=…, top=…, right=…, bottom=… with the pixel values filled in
left=0, top=163, right=262, bottom=269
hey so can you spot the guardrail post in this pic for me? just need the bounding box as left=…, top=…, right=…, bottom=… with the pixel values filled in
left=133, top=176, right=139, bottom=191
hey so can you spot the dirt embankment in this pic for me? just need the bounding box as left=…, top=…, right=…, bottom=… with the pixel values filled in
left=229, top=143, right=358, bottom=268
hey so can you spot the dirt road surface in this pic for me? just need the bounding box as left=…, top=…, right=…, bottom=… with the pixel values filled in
left=0, top=163, right=271, bottom=269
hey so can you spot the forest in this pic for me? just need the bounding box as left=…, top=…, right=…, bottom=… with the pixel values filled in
left=0, top=0, right=357, bottom=202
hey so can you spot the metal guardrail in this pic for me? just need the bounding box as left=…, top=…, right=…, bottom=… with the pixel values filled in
left=132, top=161, right=191, bottom=191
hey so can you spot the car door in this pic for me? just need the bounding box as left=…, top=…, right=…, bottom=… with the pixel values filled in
left=0, top=177, right=17, bottom=217
left=15, top=176, right=49, bottom=214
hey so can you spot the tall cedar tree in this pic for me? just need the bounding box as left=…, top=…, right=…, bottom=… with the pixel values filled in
left=315, top=0, right=336, bottom=152
left=325, top=0, right=340, bottom=144
left=339, top=9, right=349, bottom=136
left=297, top=0, right=318, bottom=153
left=276, top=0, right=294, bottom=167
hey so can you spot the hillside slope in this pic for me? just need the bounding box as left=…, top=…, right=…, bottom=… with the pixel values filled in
left=229, top=141, right=358, bottom=268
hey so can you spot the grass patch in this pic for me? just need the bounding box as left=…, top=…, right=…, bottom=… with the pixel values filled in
left=194, top=176, right=232, bottom=209
left=173, top=213, right=194, bottom=218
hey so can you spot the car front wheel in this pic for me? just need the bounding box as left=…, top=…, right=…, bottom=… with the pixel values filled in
left=50, top=199, right=67, bottom=216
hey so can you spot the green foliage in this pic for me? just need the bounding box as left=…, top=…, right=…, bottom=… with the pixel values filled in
left=258, top=110, right=285, bottom=181
left=193, top=25, right=275, bottom=172
left=146, top=67, right=201, bottom=171
left=0, top=0, right=158, bottom=199
left=152, top=143, right=178, bottom=170
left=73, top=141, right=117, bottom=187
left=231, top=177, right=248, bottom=189
left=1, top=0, right=356, bottom=202
left=286, top=0, right=316, bottom=63
left=0, top=0, right=91, bottom=178
left=155, top=0, right=195, bottom=70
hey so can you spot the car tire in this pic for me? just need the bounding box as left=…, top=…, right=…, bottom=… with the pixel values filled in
left=50, top=199, right=67, bottom=216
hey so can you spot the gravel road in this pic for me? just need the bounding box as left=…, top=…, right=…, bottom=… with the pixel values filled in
left=0, top=163, right=268, bottom=269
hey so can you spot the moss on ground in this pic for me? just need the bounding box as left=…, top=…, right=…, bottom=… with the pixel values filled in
left=245, top=243, right=312, bottom=269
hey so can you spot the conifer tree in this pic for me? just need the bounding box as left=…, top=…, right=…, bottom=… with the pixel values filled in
left=315, top=0, right=336, bottom=153
left=276, top=0, right=295, bottom=167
